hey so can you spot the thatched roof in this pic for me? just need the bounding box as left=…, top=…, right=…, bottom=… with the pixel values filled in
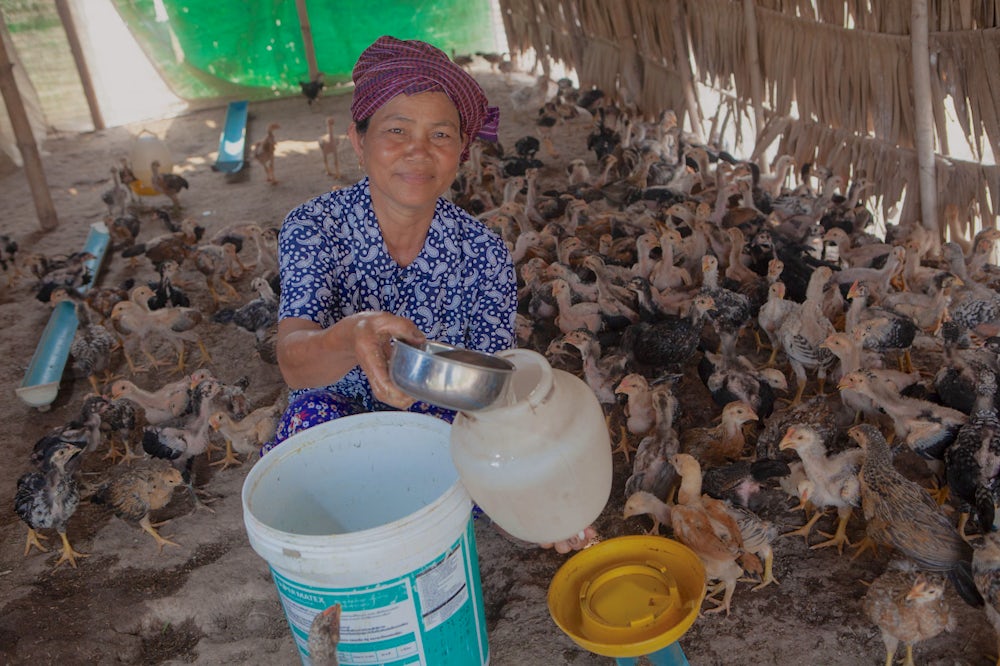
left=497, top=0, right=1000, bottom=237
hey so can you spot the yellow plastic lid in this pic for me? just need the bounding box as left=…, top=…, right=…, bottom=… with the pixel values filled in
left=548, top=536, right=706, bottom=658
left=130, top=180, right=161, bottom=197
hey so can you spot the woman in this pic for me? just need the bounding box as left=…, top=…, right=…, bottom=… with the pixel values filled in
left=270, top=36, right=593, bottom=553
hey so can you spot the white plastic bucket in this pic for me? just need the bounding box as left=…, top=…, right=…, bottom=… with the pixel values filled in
left=242, top=412, right=489, bottom=666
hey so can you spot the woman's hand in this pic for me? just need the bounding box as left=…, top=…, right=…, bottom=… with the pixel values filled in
left=349, top=312, right=426, bottom=409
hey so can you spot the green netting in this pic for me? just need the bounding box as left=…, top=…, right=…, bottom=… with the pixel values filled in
left=111, top=0, right=497, bottom=100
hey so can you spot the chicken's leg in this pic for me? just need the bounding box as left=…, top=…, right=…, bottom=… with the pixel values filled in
left=811, top=506, right=852, bottom=554
left=140, top=514, right=179, bottom=552
left=210, top=439, right=243, bottom=469
left=23, top=527, right=49, bottom=555
left=53, top=530, right=88, bottom=569
left=781, top=508, right=827, bottom=544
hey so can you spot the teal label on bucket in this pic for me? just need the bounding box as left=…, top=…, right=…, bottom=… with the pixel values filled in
left=272, top=518, right=488, bottom=665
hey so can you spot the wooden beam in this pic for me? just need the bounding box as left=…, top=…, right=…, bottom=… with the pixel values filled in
left=910, top=0, right=939, bottom=248
left=0, top=11, right=58, bottom=231
left=295, top=0, right=319, bottom=82
left=670, top=0, right=703, bottom=143
left=54, top=0, right=103, bottom=130
left=743, top=0, right=767, bottom=174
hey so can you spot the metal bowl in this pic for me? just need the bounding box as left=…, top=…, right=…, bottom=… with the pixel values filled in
left=389, top=338, right=515, bottom=411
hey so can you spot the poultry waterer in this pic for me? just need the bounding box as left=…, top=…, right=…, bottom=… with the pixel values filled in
left=129, top=129, right=173, bottom=196
left=547, top=535, right=705, bottom=666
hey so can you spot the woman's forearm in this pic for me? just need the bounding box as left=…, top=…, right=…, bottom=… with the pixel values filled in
left=276, top=318, right=358, bottom=389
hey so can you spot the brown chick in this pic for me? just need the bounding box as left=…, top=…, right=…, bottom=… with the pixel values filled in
left=208, top=403, right=281, bottom=469
left=307, top=603, right=342, bottom=666
left=319, top=116, right=341, bottom=179
left=252, top=122, right=280, bottom=184
left=149, top=160, right=189, bottom=208
left=850, top=423, right=984, bottom=607
left=91, top=459, right=184, bottom=552
left=862, top=569, right=955, bottom=666
left=622, top=490, right=672, bottom=535
left=679, top=400, right=758, bottom=467
left=670, top=452, right=760, bottom=616
left=973, top=530, right=1000, bottom=665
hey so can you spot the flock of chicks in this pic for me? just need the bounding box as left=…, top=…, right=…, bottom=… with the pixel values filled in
left=10, top=61, right=1000, bottom=663
left=8, top=150, right=289, bottom=585
left=446, top=72, right=1000, bottom=663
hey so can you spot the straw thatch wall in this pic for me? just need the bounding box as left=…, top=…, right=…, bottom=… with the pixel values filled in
left=497, top=0, right=1000, bottom=238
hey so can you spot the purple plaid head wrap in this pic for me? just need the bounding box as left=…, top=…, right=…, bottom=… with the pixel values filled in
left=351, top=35, right=500, bottom=162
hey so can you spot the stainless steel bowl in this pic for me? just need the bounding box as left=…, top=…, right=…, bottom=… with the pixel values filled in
left=389, top=338, right=515, bottom=411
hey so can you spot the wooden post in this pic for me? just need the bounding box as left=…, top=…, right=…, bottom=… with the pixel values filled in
left=910, top=0, right=938, bottom=248
left=670, top=0, right=703, bottom=143
left=54, top=0, right=103, bottom=130
left=0, top=12, right=58, bottom=231
left=295, top=0, right=319, bottom=82
left=743, top=0, right=767, bottom=173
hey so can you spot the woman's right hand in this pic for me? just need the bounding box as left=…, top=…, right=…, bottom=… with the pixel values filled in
left=348, top=312, right=426, bottom=409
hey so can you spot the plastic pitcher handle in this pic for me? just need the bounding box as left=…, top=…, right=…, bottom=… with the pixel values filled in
left=496, top=348, right=554, bottom=408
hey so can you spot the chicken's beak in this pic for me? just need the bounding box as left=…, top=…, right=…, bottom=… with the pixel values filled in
left=778, top=427, right=796, bottom=450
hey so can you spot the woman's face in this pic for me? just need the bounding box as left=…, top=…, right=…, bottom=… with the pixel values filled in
left=350, top=91, right=464, bottom=218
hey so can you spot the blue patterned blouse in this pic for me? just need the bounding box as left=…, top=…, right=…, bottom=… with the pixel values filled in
left=277, top=178, right=517, bottom=409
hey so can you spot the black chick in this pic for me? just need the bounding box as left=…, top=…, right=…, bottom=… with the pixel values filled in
left=850, top=423, right=984, bottom=608
left=619, top=295, right=715, bottom=376
left=212, top=277, right=278, bottom=342
left=146, top=259, right=190, bottom=310
left=514, top=135, right=540, bottom=158
left=15, top=438, right=87, bottom=568
left=0, top=233, right=18, bottom=275
left=697, top=348, right=785, bottom=419
left=701, top=458, right=791, bottom=509
left=933, top=320, right=980, bottom=414
left=944, top=366, right=1000, bottom=538
left=300, top=71, right=325, bottom=105
left=31, top=251, right=96, bottom=303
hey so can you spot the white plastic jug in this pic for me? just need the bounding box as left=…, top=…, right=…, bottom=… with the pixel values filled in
left=449, top=348, right=613, bottom=544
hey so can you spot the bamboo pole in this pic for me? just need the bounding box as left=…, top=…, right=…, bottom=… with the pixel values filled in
left=0, top=12, right=58, bottom=231
left=910, top=0, right=939, bottom=248
left=743, top=0, right=767, bottom=173
left=295, top=0, right=319, bottom=82
left=54, top=0, right=103, bottom=130
left=671, top=0, right=704, bottom=143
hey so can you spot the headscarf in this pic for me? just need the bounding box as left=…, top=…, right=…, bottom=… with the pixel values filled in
left=351, top=35, right=500, bottom=161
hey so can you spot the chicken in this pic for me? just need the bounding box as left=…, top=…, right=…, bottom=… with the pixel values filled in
left=14, top=438, right=87, bottom=568
left=98, top=395, right=146, bottom=462
left=757, top=280, right=799, bottom=366
left=212, top=275, right=279, bottom=343
left=777, top=265, right=837, bottom=403
left=669, top=453, right=760, bottom=616
left=547, top=328, right=626, bottom=406
left=252, top=122, right=280, bottom=184
left=91, top=459, right=184, bottom=551
left=307, top=603, right=341, bottom=666
left=725, top=503, right=780, bottom=590
left=849, top=423, right=983, bottom=607
left=149, top=160, right=189, bottom=209
left=192, top=241, right=244, bottom=306
left=613, top=372, right=655, bottom=461
left=121, top=216, right=203, bottom=269
left=146, top=259, right=190, bottom=310
left=622, top=490, right=672, bottom=535
left=319, top=116, right=341, bottom=178
left=698, top=348, right=786, bottom=418
left=943, top=366, right=1000, bottom=540
left=701, top=458, right=791, bottom=508
left=208, top=402, right=281, bottom=468
left=973, top=530, right=1000, bottom=665
left=112, top=295, right=210, bottom=372
left=108, top=377, right=191, bottom=425
left=142, top=379, right=222, bottom=507
left=29, top=250, right=96, bottom=303
left=845, top=280, right=918, bottom=372
left=50, top=287, right=117, bottom=393
left=755, top=394, right=841, bottom=462
left=838, top=370, right=966, bottom=463
left=778, top=425, right=862, bottom=552
left=300, top=71, right=324, bottom=105
left=700, top=254, right=753, bottom=356
left=624, top=384, right=681, bottom=500
left=862, top=568, right=955, bottom=666
left=101, top=165, right=129, bottom=217
left=619, top=295, right=715, bottom=375
left=680, top=400, right=758, bottom=467
left=549, top=278, right=602, bottom=335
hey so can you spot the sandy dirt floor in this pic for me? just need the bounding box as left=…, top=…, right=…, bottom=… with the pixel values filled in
left=0, top=67, right=996, bottom=665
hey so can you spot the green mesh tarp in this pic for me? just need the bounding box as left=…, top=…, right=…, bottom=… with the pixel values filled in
left=111, top=0, right=497, bottom=100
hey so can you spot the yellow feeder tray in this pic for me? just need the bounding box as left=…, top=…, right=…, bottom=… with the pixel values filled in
left=129, top=180, right=160, bottom=197
left=548, top=535, right=705, bottom=659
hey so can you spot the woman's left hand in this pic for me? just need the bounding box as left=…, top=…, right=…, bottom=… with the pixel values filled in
left=349, top=311, right=425, bottom=409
